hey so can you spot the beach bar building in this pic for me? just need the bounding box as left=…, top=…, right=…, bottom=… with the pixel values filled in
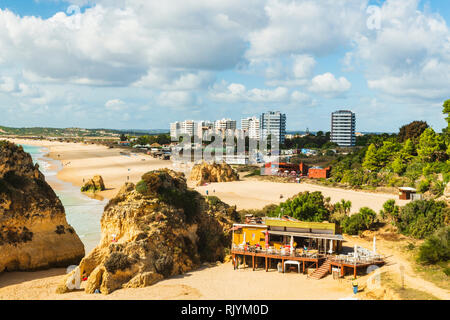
left=231, top=216, right=384, bottom=279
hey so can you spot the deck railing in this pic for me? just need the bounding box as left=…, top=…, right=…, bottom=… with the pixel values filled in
left=232, top=244, right=384, bottom=265
left=328, top=254, right=384, bottom=266
left=231, top=244, right=326, bottom=259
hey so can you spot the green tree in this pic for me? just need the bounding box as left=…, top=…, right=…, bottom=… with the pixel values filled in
left=377, top=141, right=401, bottom=167
left=268, top=191, right=331, bottom=222
left=417, top=128, right=447, bottom=162
left=391, top=157, right=407, bottom=175
left=362, top=144, right=379, bottom=171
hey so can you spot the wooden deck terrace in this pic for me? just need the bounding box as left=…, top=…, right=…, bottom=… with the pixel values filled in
left=328, top=256, right=385, bottom=279
left=231, top=249, right=385, bottom=279
left=231, top=248, right=326, bottom=274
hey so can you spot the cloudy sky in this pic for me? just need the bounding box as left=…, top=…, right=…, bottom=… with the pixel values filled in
left=0, top=0, right=449, bottom=132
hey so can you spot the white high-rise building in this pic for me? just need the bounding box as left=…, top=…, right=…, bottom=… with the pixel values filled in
left=214, top=118, right=237, bottom=131
left=330, top=110, right=356, bottom=147
left=260, top=111, right=286, bottom=145
left=170, top=120, right=197, bottom=138
left=170, top=122, right=181, bottom=139
left=241, top=116, right=260, bottom=140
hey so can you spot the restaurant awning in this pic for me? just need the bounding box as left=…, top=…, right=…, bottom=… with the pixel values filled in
left=267, top=230, right=344, bottom=241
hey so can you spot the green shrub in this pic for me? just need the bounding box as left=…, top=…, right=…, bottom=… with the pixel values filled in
left=379, top=199, right=400, bottom=222
left=158, top=187, right=200, bottom=222
left=396, top=200, right=449, bottom=239
left=417, top=227, right=450, bottom=265
left=341, top=207, right=377, bottom=235
left=417, top=179, right=431, bottom=193
left=206, top=195, right=221, bottom=206
left=104, top=252, right=134, bottom=274
left=135, top=180, right=148, bottom=194
left=430, top=180, right=445, bottom=197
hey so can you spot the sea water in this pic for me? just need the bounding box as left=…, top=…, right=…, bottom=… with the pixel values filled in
left=21, top=144, right=106, bottom=254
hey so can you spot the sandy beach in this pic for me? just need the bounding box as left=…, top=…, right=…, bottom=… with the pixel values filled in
left=0, top=138, right=414, bottom=300
left=0, top=261, right=354, bottom=300
left=5, top=138, right=405, bottom=213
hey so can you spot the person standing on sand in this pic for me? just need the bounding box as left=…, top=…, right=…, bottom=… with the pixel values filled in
left=206, top=190, right=209, bottom=196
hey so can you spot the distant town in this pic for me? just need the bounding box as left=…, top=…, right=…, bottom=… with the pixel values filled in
left=170, top=110, right=358, bottom=148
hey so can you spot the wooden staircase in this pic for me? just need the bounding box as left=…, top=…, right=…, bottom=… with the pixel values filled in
left=309, top=258, right=332, bottom=280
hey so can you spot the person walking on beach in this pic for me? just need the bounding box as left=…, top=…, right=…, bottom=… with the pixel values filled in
left=206, top=190, right=209, bottom=196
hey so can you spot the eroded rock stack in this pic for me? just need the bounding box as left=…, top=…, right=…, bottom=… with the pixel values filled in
left=188, top=162, right=239, bottom=186
left=81, top=175, right=105, bottom=192
left=0, top=141, right=85, bottom=272
left=58, top=169, right=237, bottom=294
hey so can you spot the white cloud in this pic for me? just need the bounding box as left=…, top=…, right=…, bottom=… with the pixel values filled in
left=352, top=0, right=450, bottom=100
left=292, top=55, right=316, bottom=79
left=133, top=69, right=215, bottom=91
left=157, top=91, right=197, bottom=108
left=0, top=1, right=265, bottom=86
left=246, top=0, right=367, bottom=59
left=210, top=82, right=289, bottom=103
left=308, top=73, right=351, bottom=97
left=0, top=77, right=17, bottom=93
left=105, top=99, right=126, bottom=111
left=209, top=81, right=314, bottom=105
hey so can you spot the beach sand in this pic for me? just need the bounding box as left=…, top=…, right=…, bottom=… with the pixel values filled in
left=0, top=138, right=410, bottom=300
left=0, top=261, right=352, bottom=300
left=195, top=179, right=406, bottom=213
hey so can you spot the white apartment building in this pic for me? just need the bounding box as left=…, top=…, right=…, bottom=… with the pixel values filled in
left=170, top=120, right=198, bottom=139
left=214, top=118, right=237, bottom=131
left=330, top=110, right=356, bottom=147
left=241, top=116, right=260, bottom=140
left=260, top=111, right=286, bottom=145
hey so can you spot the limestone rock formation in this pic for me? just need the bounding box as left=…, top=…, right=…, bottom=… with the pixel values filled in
left=58, top=169, right=237, bottom=295
left=81, top=175, right=105, bottom=192
left=0, top=141, right=85, bottom=272
left=188, top=162, right=239, bottom=186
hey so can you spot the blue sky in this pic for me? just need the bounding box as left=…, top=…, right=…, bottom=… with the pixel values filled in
left=0, top=0, right=449, bottom=132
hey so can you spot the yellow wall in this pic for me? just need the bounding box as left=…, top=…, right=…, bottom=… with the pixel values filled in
left=233, top=227, right=267, bottom=247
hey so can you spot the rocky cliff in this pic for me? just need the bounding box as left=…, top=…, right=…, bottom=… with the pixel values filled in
left=57, top=169, right=237, bottom=294
left=188, top=162, right=239, bottom=186
left=0, top=141, right=85, bottom=272
left=81, top=175, right=105, bottom=192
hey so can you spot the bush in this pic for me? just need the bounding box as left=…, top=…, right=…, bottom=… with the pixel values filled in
left=104, top=252, right=134, bottom=274
left=396, top=200, right=449, bottom=239
left=206, top=195, right=221, bottom=206
left=417, top=227, right=450, bottom=265
left=341, top=207, right=377, bottom=235
left=430, top=180, right=445, bottom=197
left=158, top=187, right=200, bottom=222
left=417, top=179, right=431, bottom=193
left=135, top=180, right=148, bottom=194
left=379, top=199, right=400, bottom=222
